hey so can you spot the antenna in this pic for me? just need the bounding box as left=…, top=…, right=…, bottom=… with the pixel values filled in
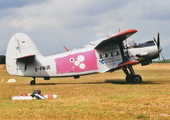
left=118, top=28, right=120, bottom=33
left=63, top=45, right=69, bottom=51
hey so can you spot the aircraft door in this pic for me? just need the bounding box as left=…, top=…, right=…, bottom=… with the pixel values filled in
left=97, top=43, right=123, bottom=71
left=112, top=45, right=123, bottom=68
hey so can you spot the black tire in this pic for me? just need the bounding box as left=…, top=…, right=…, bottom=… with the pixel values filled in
left=30, top=80, right=35, bottom=85
left=126, top=75, right=133, bottom=82
left=133, top=75, right=142, bottom=83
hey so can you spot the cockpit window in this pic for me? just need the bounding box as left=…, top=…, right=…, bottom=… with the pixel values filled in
left=124, top=40, right=155, bottom=48
left=124, top=39, right=138, bottom=48
left=138, top=41, right=155, bottom=47
left=128, top=39, right=137, bottom=46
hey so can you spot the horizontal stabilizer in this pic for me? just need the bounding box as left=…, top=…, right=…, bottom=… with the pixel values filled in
left=15, top=55, right=35, bottom=59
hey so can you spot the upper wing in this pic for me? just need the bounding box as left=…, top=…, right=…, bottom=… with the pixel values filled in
left=95, top=29, right=137, bottom=49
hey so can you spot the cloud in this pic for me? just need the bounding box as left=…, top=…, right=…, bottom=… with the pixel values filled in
left=0, top=0, right=47, bottom=10
left=0, top=0, right=170, bottom=59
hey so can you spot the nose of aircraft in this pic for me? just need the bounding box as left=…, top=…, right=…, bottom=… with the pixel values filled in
left=153, top=32, right=165, bottom=61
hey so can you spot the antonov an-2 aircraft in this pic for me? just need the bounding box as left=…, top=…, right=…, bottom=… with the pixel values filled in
left=6, top=29, right=162, bottom=85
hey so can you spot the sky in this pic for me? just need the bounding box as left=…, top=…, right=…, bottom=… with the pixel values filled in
left=0, top=0, right=170, bottom=60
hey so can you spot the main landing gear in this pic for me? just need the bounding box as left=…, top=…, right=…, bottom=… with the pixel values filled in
left=30, top=77, right=36, bottom=85
left=122, top=65, right=142, bottom=83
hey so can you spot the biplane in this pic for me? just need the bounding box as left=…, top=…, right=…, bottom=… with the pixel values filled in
left=6, top=29, right=162, bottom=85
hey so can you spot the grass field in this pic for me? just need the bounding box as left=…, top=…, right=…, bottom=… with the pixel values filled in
left=0, top=64, right=170, bottom=120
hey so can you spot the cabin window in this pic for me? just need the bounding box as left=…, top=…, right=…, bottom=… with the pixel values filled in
left=110, top=53, right=113, bottom=57
left=100, top=55, right=102, bottom=59
left=113, top=51, right=119, bottom=56
left=104, top=54, right=108, bottom=58
left=116, top=51, right=119, bottom=55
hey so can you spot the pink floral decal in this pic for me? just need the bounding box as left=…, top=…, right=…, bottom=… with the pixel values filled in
left=55, top=50, right=98, bottom=73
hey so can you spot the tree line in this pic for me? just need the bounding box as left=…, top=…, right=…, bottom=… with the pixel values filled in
left=152, top=59, right=170, bottom=63
left=0, top=55, right=6, bottom=64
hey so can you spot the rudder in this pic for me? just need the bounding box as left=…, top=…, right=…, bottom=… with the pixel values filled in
left=6, top=33, right=43, bottom=76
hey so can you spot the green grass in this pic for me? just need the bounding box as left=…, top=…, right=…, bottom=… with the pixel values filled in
left=0, top=64, right=170, bottom=119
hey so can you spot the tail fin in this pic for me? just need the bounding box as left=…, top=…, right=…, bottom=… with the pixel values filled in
left=6, top=33, right=43, bottom=76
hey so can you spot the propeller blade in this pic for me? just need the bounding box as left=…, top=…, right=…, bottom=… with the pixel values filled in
left=154, top=32, right=166, bottom=63
left=157, top=32, right=160, bottom=48
left=153, top=37, right=157, bottom=43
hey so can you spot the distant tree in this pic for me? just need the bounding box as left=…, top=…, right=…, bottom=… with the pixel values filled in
left=0, top=55, right=6, bottom=64
left=152, top=59, right=170, bottom=63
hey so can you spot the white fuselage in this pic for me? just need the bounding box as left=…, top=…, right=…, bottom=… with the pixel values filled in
left=6, top=32, right=159, bottom=79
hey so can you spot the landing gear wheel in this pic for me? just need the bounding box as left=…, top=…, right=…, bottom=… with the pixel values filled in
left=126, top=75, right=133, bottom=82
left=123, top=66, right=142, bottom=84
left=30, top=80, right=35, bottom=85
left=132, top=75, right=142, bottom=83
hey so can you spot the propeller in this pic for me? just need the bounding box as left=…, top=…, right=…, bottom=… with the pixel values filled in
left=153, top=32, right=166, bottom=62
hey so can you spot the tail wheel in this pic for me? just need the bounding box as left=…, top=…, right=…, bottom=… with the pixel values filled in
left=133, top=75, right=142, bottom=83
left=30, top=80, right=35, bottom=85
